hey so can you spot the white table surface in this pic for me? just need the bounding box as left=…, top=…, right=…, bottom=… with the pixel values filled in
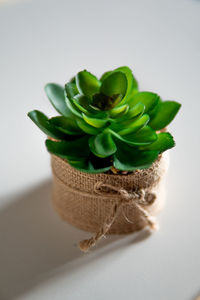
left=0, top=0, right=200, bottom=299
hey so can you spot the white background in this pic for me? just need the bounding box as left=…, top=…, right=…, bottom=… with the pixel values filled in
left=0, top=0, right=200, bottom=299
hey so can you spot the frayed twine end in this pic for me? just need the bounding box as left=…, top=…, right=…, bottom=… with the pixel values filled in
left=79, top=238, right=95, bottom=253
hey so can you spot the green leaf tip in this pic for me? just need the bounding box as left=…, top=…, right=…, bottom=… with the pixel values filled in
left=149, top=101, right=181, bottom=130
left=89, top=131, right=117, bottom=158
left=44, top=83, right=73, bottom=118
left=100, top=71, right=128, bottom=98
left=28, top=66, right=181, bottom=173
left=76, top=70, right=101, bottom=98
left=28, top=110, right=69, bottom=140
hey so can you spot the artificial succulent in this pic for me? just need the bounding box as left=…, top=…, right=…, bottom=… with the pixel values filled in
left=28, top=66, right=181, bottom=173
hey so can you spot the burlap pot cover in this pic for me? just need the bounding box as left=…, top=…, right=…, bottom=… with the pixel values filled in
left=51, top=153, right=169, bottom=251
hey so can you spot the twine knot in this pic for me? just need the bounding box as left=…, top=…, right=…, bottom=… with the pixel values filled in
left=118, top=189, right=132, bottom=202
left=79, top=181, right=158, bottom=253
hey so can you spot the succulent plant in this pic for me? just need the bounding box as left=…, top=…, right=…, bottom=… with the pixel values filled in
left=28, top=66, right=181, bottom=173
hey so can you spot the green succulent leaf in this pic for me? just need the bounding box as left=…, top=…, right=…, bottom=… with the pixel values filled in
left=123, top=102, right=145, bottom=120
left=65, top=83, right=91, bottom=117
left=110, top=103, right=145, bottom=131
left=100, top=71, right=127, bottom=98
left=68, top=158, right=111, bottom=174
left=76, top=119, right=100, bottom=135
left=100, top=66, right=138, bottom=103
left=76, top=70, right=101, bottom=98
left=109, top=129, right=154, bottom=146
left=71, top=99, right=87, bottom=114
left=113, top=141, right=159, bottom=171
left=100, top=70, right=112, bottom=82
left=82, top=113, right=108, bottom=128
left=65, top=82, right=79, bottom=99
left=70, top=77, right=76, bottom=84
left=141, top=132, right=175, bottom=152
left=109, top=104, right=129, bottom=118
left=45, top=83, right=73, bottom=118
left=123, top=126, right=157, bottom=144
left=89, top=131, right=117, bottom=158
left=28, top=110, right=69, bottom=140
left=114, top=66, right=138, bottom=97
left=49, top=116, right=83, bottom=135
left=129, top=91, right=159, bottom=113
left=67, top=158, right=90, bottom=170
left=64, top=90, right=82, bottom=118
left=126, top=88, right=139, bottom=102
left=46, top=135, right=90, bottom=160
left=148, top=97, right=162, bottom=119
left=149, top=101, right=181, bottom=130
left=118, top=114, right=149, bottom=135
left=71, top=94, right=92, bottom=114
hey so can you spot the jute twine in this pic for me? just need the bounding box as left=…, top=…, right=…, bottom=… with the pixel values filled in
left=51, top=153, right=169, bottom=252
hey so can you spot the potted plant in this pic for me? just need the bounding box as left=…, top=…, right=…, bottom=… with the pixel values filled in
left=28, top=66, right=181, bottom=252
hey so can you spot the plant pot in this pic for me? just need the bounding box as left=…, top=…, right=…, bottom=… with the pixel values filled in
left=50, top=152, right=169, bottom=251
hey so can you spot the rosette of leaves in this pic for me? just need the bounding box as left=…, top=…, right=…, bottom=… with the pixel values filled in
left=28, top=66, right=181, bottom=173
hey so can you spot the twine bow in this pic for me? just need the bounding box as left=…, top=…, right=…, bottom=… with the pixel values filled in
left=79, top=182, right=158, bottom=252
